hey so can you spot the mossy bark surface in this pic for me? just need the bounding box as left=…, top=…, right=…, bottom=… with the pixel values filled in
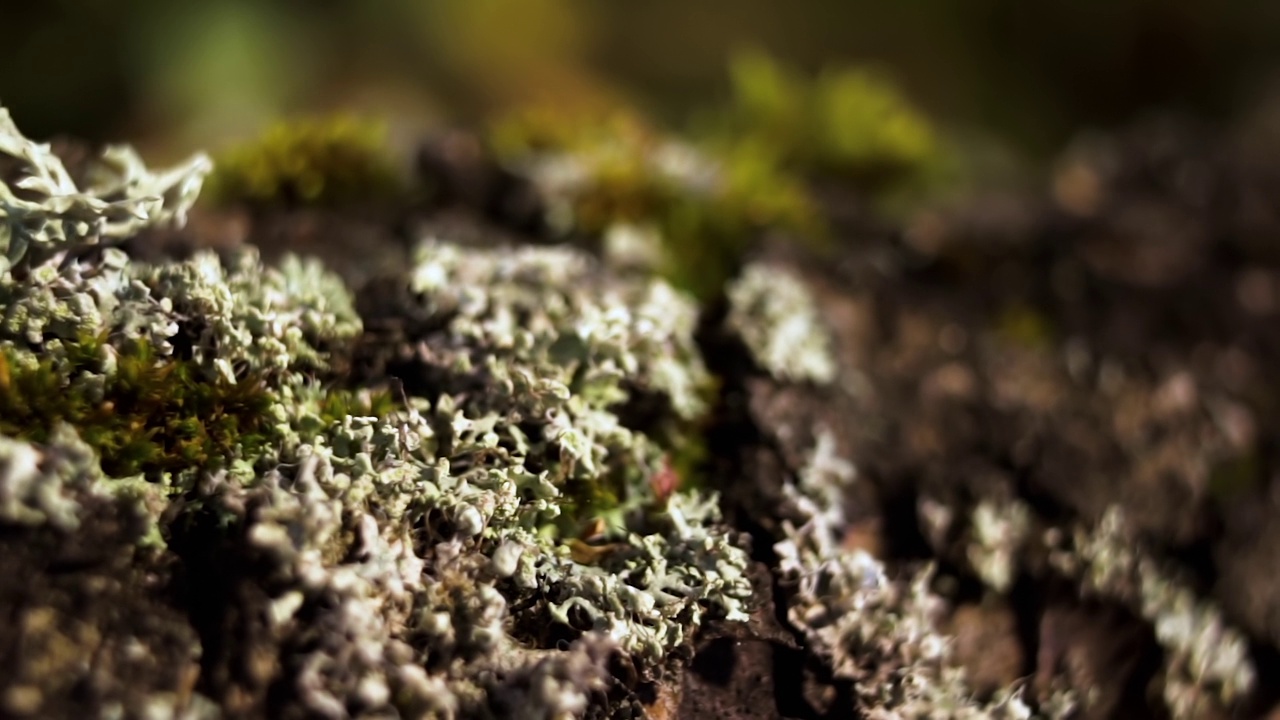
left=4, top=105, right=1280, bottom=720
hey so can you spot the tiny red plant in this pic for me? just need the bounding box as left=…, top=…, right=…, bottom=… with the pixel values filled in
left=650, top=455, right=681, bottom=507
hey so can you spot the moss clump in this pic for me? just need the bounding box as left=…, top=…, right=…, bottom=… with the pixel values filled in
left=715, top=49, right=939, bottom=186
left=995, top=303, right=1055, bottom=349
left=313, top=385, right=399, bottom=426
left=489, top=104, right=820, bottom=298
left=0, top=334, right=274, bottom=479
left=203, top=115, right=402, bottom=208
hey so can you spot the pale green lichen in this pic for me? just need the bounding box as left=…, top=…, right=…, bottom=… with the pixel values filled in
left=0, top=103, right=357, bottom=385
left=0, top=107, right=210, bottom=273
left=135, top=247, right=362, bottom=379
left=389, top=236, right=751, bottom=624
left=924, top=493, right=1256, bottom=718
left=774, top=426, right=1076, bottom=718
left=0, top=424, right=105, bottom=531
left=726, top=261, right=837, bottom=384
left=405, top=237, right=713, bottom=426
left=200, top=234, right=752, bottom=715
left=0, top=100, right=757, bottom=717
left=0, top=422, right=170, bottom=550
left=967, top=498, right=1031, bottom=595
left=1048, top=506, right=1256, bottom=719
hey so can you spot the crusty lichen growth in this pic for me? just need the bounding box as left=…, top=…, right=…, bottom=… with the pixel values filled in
left=0, top=105, right=333, bottom=495
left=0, top=103, right=755, bottom=718
left=774, top=427, right=1075, bottom=718
left=0, top=238, right=361, bottom=487
left=725, top=261, right=837, bottom=384
left=1048, top=506, right=1256, bottom=719
left=0, top=424, right=108, bottom=532
left=404, top=238, right=713, bottom=424
left=163, top=236, right=754, bottom=716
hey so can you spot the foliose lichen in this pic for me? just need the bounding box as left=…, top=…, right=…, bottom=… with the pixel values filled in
left=0, top=423, right=109, bottom=532
left=725, top=260, right=837, bottom=385
left=166, top=233, right=754, bottom=716
left=774, top=427, right=1076, bottom=718
left=1048, top=506, right=1256, bottom=719
left=0, top=106, right=210, bottom=273
left=0, top=102, right=758, bottom=717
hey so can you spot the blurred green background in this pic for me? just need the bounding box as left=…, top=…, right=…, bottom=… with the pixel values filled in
left=4, top=0, right=1279, bottom=162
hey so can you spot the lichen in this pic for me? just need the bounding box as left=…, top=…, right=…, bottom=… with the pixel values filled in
left=185, top=238, right=755, bottom=712
left=133, top=247, right=363, bottom=378
left=774, top=426, right=1076, bottom=718
left=967, top=498, right=1031, bottom=595
left=0, top=101, right=760, bottom=718
left=0, top=423, right=107, bottom=532
left=725, top=261, right=837, bottom=384
left=1048, top=506, right=1256, bottom=719
left=0, top=107, right=210, bottom=272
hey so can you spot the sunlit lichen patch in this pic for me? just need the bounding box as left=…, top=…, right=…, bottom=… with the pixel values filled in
left=1048, top=507, right=1256, bottom=718
left=725, top=261, right=837, bottom=384
left=0, top=107, right=211, bottom=272
left=3, top=75, right=1267, bottom=718
left=774, top=426, right=1079, bottom=718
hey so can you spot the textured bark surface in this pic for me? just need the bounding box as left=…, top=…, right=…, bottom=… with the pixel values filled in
left=6, top=114, right=1280, bottom=719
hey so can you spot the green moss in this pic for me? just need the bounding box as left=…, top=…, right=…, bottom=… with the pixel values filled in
left=995, top=303, right=1055, bottom=349
left=0, top=333, right=275, bottom=479
left=1208, top=452, right=1260, bottom=503
left=659, top=141, right=823, bottom=298
left=314, top=385, right=399, bottom=426
left=490, top=106, right=684, bottom=234
left=203, top=115, right=402, bottom=208
left=490, top=105, right=821, bottom=299
left=715, top=49, right=939, bottom=186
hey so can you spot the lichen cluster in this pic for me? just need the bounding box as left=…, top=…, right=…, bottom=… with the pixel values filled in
left=0, top=424, right=112, bottom=532
left=773, top=427, right=1076, bottom=719
left=920, top=492, right=1259, bottom=719
left=1048, top=506, right=1256, bottom=719
left=0, top=104, right=753, bottom=718
left=725, top=260, right=837, bottom=384
left=0, top=107, right=210, bottom=271
left=724, top=269, right=1071, bottom=717
left=1, top=73, right=1270, bottom=718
